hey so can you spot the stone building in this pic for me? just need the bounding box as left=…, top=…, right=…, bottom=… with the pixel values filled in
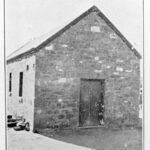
left=7, top=6, right=141, bottom=131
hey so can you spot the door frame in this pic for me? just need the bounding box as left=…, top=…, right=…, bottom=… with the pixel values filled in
left=78, top=78, right=105, bottom=127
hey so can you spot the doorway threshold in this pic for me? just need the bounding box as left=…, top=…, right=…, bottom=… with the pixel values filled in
left=78, top=125, right=105, bottom=129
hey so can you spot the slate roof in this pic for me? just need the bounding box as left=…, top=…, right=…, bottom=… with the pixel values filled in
left=7, top=5, right=141, bottom=63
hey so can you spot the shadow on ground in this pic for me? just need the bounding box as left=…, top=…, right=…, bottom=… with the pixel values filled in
left=37, top=127, right=142, bottom=150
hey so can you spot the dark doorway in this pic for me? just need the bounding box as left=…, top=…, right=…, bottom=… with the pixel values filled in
left=79, top=79, right=105, bottom=127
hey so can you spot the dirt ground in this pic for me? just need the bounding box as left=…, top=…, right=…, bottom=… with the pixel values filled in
left=37, top=127, right=142, bottom=150
left=7, top=129, right=94, bottom=150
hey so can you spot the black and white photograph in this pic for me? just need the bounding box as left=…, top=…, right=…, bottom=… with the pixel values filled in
left=1, top=0, right=147, bottom=150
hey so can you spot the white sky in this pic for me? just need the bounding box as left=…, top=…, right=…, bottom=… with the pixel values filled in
left=5, top=0, right=143, bottom=56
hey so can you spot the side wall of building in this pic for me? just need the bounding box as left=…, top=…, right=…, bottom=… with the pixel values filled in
left=7, top=56, right=36, bottom=131
left=34, top=11, right=140, bottom=129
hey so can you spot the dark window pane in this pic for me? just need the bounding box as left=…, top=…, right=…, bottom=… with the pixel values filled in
left=9, top=73, right=12, bottom=92
left=19, top=72, right=23, bottom=97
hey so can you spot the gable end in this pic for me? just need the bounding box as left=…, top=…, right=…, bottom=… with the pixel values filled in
left=7, top=5, right=141, bottom=64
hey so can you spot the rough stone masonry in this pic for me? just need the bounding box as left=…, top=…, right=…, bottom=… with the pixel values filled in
left=33, top=10, right=140, bottom=129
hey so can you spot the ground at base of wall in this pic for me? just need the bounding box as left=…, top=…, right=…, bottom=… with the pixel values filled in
left=37, top=127, right=142, bottom=150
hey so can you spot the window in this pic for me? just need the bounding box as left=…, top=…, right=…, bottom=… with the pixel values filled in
left=9, top=73, right=12, bottom=92
left=19, top=72, right=23, bottom=97
left=26, top=65, right=29, bottom=71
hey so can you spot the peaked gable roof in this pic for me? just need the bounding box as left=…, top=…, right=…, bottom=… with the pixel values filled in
left=7, top=5, right=141, bottom=63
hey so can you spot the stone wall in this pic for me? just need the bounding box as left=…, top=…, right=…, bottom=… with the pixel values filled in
left=34, top=11, right=140, bottom=129
left=7, top=56, right=36, bottom=131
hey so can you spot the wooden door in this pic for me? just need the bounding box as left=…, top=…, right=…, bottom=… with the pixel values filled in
left=79, top=79, right=105, bottom=127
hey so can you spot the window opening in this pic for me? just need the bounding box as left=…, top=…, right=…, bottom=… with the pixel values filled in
left=19, top=72, right=23, bottom=97
left=26, top=65, right=29, bottom=71
left=9, top=73, right=12, bottom=92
